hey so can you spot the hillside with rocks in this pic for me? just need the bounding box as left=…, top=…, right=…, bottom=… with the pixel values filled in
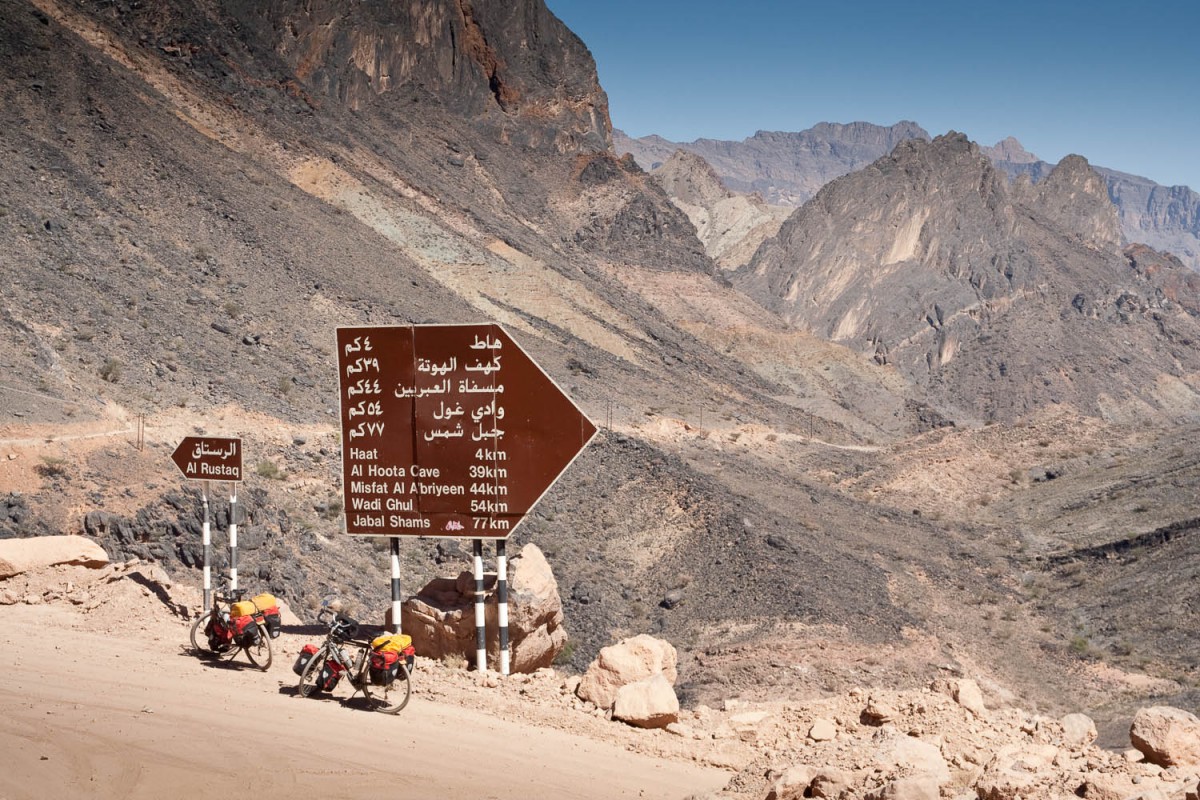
left=4, top=553, right=1200, bottom=799
left=2, top=1, right=1200, bottom=794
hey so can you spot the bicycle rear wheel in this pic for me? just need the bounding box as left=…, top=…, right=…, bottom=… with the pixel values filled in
left=189, top=611, right=212, bottom=653
left=363, top=662, right=411, bottom=714
left=298, top=646, right=329, bottom=697
left=244, top=622, right=273, bottom=671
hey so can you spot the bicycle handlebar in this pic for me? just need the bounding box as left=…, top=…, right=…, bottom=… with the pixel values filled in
left=317, top=608, right=360, bottom=641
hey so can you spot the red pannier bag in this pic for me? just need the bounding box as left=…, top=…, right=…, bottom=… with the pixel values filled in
left=369, top=649, right=401, bottom=686
left=293, top=643, right=319, bottom=676
left=251, top=593, right=282, bottom=639
left=260, top=607, right=282, bottom=638
left=316, top=659, right=344, bottom=692
left=230, top=613, right=260, bottom=646
left=205, top=615, right=234, bottom=651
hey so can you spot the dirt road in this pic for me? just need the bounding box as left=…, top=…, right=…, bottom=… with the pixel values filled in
left=0, top=601, right=728, bottom=800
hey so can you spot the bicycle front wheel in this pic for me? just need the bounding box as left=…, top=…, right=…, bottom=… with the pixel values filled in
left=363, top=662, right=412, bottom=714
left=298, top=646, right=329, bottom=697
left=244, top=623, right=273, bottom=671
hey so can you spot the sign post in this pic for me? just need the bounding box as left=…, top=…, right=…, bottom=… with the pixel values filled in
left=201, top=481, right=211, bottom=611
left=336, top=324, right=597, bottom=672
left=171, top=437, right=243, bottom=611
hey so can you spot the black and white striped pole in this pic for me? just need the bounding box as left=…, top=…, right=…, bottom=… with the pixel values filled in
left=390, top=537, right=402, bottom=634
left=473, top=538, right=487, bottom=673
left=497, top=539, right=510, bottom=676
left=202, top=481, right=212, bottom=612
left=228, top=484, right=239, bottom=593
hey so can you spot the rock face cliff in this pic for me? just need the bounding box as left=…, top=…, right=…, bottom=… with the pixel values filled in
left=738, top=133, right=1200, bottom=421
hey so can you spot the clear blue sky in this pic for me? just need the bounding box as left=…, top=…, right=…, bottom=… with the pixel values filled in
left=545, top=0, right=1199, bottom=190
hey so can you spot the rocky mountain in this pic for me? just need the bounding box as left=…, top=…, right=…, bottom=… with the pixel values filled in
left=648, top=150, right=791, bottom=271
left=616, top=121, right=931, bottom=205
left=737, top=132, right=1200, bottom=422
left=629, top=126, right=1200, bottom=273
left=985, top=138, right=1200, bottom=272
left=2, top=0, right=1199, bottom=745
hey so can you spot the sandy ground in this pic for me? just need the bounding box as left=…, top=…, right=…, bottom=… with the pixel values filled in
left=0, top=596, right=728, bottom=800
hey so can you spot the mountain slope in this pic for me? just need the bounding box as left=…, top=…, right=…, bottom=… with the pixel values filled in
left=737, top=132, right=1200, bottom=422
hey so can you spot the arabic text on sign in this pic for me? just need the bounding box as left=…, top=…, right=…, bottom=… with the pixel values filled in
left=348, top=379, right=381, bottom=397
left=348, top=421, right=385, bottom=441
left=347, top=400, right=383, bottom=419
left=191, top=442, right=238, bottom=460
left=345, top=357, right=380, bottom=376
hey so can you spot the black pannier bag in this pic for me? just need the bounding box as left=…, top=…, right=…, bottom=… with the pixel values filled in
left=369, top=649, right=401, bottom=686
left=293, top=643, right=319, bottom=676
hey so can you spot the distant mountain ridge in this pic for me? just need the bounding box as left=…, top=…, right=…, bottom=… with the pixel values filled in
left=615, top=121, right=931, bottom=205
left=620, top=126, right=1200, bottom=271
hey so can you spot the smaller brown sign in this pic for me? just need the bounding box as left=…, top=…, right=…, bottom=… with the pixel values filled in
left=171, top=436, right=243, bottom=482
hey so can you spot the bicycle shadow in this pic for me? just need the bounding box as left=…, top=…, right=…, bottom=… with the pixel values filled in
left=277, top=685, right=377, bottom=711
left=179, top=645, right=270, bottom=671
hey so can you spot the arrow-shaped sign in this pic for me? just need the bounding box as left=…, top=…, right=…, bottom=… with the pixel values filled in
left=336, top=324, right=597, bottom=539
left=171, top=436, right=243, bottom=482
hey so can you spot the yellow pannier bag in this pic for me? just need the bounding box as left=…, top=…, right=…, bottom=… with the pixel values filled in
left=371, top=633, right=413, bottom=653
left=230, top=600, right=257, bottom=618
left=251, top=593, right=277, bottom=611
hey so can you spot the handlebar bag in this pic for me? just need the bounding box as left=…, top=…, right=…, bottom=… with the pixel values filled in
left=293, top=644, right=320, bottom=676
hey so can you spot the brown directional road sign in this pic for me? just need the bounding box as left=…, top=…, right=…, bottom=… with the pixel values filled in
left=336, top=324, right=597, bottom=539
left=170, top=436, right=243, bottom=482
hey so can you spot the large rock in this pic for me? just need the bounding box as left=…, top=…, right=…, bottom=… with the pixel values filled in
left=611, top=674, right=679, bottom=729
left=974, top=743, right=1060, bottom=800
left=765, top=766, right=854, bottom=800
left=1130, top=706, right=1200, bottom=767
left=0, top=535, right=109, bottom=579
left=506, top=544, right=568, bottom=672
left=576, top=634, right=678, bottom=710
left=865, top=776, right=941, bottom=800
left=1060, top=712, right=1098, bottom=748
left=872, top=730, right=950, bottom=786
left=401, top=543, right=566, bottom=672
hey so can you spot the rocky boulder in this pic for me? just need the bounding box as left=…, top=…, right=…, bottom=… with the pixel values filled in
left=0, top=535, right=109, bottom=579
left=576, top=633, right=678, bottom=710
left=611, top=673, right=679, bottom=729
left=1130, top=706, right=1200, bottom=767
left=402, top=543, right=566, bottom=673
